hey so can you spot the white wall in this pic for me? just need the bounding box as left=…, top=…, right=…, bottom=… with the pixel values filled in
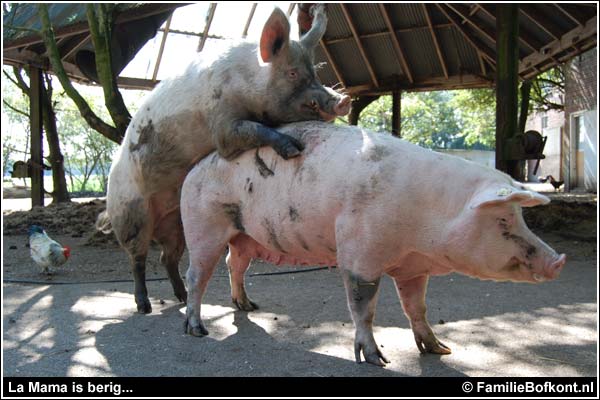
left=533, top=126, right=562, bottom=181
left=582, top=109, right=597, bottom=192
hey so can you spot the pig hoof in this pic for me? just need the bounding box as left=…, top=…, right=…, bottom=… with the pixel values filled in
left=136, top=300, right=152, bottom=314
left=184, top=318, right=208, bottom=337
left=232, top=297, right=259, bottom=311
left=275, top=135, right=304, bottom=160
left=354, top=343, right=390, bottom=367
left=310, top=3, right=325, bottom=18
left=414, top=334, right=452, bottom=355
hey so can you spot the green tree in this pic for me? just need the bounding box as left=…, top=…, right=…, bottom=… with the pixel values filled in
left=449, top=88, right=496, bottom=148
left=358, top=90, right=493, bottom=150
left=530, top=66, right=564, bottom=112
left=2, top=70, right=30, bottom=177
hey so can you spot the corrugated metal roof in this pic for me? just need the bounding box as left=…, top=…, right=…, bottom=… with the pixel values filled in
left=2, top=3, right=597, bottom=93
left=322, top=4, right=350, bottom=40
left=388, top=3, right=424, bottom=29
left=362, top=35, right=403, bottom=81
left=327, top=39, right=371, bottom=87
left=345, top=3, right=386, bottom=34
left=398, top=28, right=443, bottom=79
left=313, top=45, right=339, bottom=86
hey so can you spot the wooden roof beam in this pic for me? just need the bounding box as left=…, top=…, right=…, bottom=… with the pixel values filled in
left=345, top=73, right=494, bottom=96
left=197, top=3, right=217, bottom=52
left=287, top=3, right=295, bottom=17
left=60, top=33, right=90, bottom=61
left=319, top=40, right=346, bottom=88
left=554, top=4, right=585, bottom=27
left=520, top=16, right=597, bottom=76
left=422, top=3, right=448, bottom=79
left=437, top=4, right=496, bottom=65
left=379, top=3, right=413, bottom=84
left=519, top=4, right=563, bottom=41
left=340, top=4, right=379, bottom=87
left=446, top=4, right=495, bottom=45
left=242, top=3, right=257, bottom=38
left=152, top=14, right=171, bottom=81
left=4, top=3, right=185, bottom=51
left=478, top=51, right=486, bottom=76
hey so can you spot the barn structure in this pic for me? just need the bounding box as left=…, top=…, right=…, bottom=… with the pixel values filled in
left=2, top=3, right=598, bottom=207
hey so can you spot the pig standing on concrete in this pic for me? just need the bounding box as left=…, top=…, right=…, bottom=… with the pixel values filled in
left=99, top=5, right=351, bottom=313
left=180, top=121, right=567, bottom=366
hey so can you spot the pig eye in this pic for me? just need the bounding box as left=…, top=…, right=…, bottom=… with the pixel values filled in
left=287, top=69, right=298, bottom=81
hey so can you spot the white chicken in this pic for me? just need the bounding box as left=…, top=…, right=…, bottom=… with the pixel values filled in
left=28, top=225, right=71, bottom=274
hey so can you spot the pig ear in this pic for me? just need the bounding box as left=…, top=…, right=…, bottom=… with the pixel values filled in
left=260, top=7, right=290, bottom=63
left=472, top=187, right=551, bottom=209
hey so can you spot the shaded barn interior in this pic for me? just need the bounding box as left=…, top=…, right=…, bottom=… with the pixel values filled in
left=4, top=3, right=596, bottom=93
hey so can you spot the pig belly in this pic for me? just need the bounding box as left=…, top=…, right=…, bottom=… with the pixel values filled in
left=229, top=231, right=337, bottom=267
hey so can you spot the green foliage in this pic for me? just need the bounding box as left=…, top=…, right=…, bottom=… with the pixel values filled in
left=2, top=67, right=146, bottom=193
left=358, top=89, right=495, bottom=150
left=449, top=89, right=496, bottom=148
left=530, top=66, right=564, bottom=112
left=2, top=70, right=31, bottom=176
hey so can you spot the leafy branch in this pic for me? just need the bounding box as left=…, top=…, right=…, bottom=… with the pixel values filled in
left=37, top=4, right=124, bottom=143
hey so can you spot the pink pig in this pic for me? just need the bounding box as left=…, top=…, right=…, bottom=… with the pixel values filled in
left=180, top=121, right=567, bottom=366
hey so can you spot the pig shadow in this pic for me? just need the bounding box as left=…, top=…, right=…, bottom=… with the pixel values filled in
left=93, top=303, right=434, bottom=377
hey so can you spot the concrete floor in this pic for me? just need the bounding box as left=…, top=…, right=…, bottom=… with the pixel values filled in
left=3, top=252, right=597, bottom=377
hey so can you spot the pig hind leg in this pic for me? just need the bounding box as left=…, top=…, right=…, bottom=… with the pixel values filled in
left=226, top=240, right=258, bottom=311
left=391, top=274, right=451, bottom=355
left=340, top=269, right=390, bottom=366
left=111, top=198, right=153, bottom=314
left=184, top=238, right=229, bottom=336
left=154, top=212, right=187, bottom=304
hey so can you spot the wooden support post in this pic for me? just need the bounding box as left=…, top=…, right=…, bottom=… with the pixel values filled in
left=495, top=4, right=522, bottom=180
left=392, top=91, right=401, bottom=137
left=349, top=95, right=379, bottom=125
left=518, top=80, right=532, bottom=135
left=29, top=65, right=44, bottom=208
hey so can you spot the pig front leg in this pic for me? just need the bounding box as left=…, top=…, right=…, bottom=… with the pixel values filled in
left=341, top=269, right=390, bottom=366
left=225, top=246, right=258, bottom=311
left=215, top=118, right=305, bottom=161
left=391, top=274, right=451, bottom=355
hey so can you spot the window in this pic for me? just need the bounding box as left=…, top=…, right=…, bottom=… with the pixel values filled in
left=541, top=116, right=548, bottom=129
left=574, top=115, right=584, bottom=144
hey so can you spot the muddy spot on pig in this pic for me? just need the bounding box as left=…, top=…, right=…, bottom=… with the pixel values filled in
left=244, top=178, right=254, bottom=194
left=289, top=206, right=300, bottom=222
left=294, top=232, right=310, bottom=251
left=255, top=149, right=275, bottom=178
left=367, top=145, right=391, bottom=162
left=129, top=119, right=154, bottom=153
left=263, top=218, right=287, bottom=254
left=222, top=203, right=245, bottom=232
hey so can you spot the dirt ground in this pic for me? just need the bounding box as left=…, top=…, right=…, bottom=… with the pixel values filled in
left=1, top=192, right=597, bottom=378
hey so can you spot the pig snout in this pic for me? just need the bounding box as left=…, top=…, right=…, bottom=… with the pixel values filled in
left=316, top=94, right=351, bottom=122
left=534, top=253, right=567, bottom=282
left=334, top=95, right=351, bottom=116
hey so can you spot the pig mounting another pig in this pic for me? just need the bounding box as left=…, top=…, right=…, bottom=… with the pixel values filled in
left=180, top=121, right=567, bottom=366
left=98, top=5, right=350, bottom=313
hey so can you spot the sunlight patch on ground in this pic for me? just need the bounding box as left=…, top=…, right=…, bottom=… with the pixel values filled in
left=178, top=304, right=238, bottom=340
